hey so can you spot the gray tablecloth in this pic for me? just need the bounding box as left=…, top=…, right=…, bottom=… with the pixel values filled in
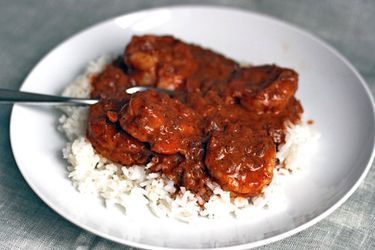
left=0, top=0, right=374, bottom=249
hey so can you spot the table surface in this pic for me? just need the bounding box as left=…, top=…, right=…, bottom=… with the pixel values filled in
left=0, top=0, right=374, bottom=249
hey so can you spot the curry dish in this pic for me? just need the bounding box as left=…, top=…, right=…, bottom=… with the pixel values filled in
left=87, top=35, right=303, bottom=204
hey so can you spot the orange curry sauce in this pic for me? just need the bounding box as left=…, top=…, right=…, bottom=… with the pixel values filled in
left=87, top=35, right=302, bottom=203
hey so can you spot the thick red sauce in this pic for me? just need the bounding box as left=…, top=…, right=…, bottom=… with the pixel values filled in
left=87, top=35, right=303, bottom=203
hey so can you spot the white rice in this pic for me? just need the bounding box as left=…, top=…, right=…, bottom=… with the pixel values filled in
left=58, top=56, right=319, bottom=222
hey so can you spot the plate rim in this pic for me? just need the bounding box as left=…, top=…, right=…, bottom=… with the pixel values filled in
left=9, top=4, right=375, bottom=250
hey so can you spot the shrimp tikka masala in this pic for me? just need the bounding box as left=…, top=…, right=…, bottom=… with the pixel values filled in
left=87, top=35, right=302, bottom=203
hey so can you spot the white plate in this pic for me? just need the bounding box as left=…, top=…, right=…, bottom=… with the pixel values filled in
left=10, top=5, right=375, bottom=249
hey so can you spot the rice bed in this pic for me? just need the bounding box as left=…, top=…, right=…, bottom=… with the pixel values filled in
left=58, top=56, right=319, bottom=222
